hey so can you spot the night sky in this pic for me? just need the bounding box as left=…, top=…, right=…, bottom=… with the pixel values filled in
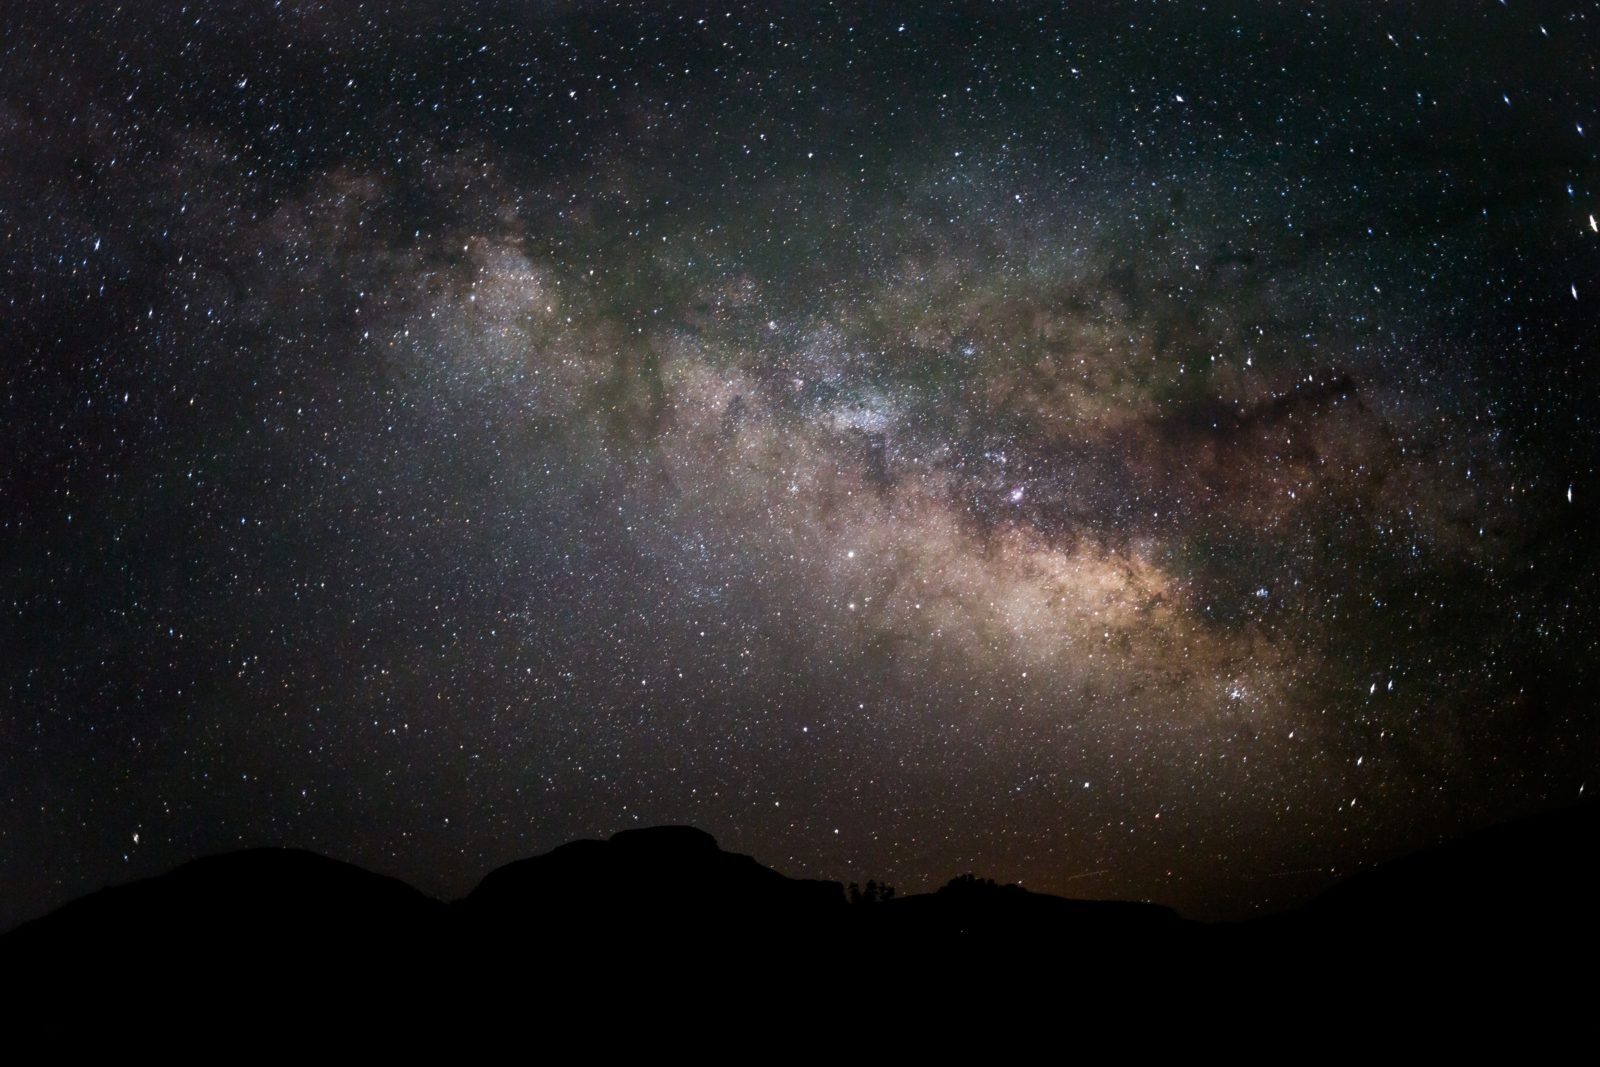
left=4, top=0, right=1598, bottom=929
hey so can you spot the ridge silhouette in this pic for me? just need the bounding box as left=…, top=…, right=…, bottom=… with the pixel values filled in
left=3, top=803, right=1595, bottom=1009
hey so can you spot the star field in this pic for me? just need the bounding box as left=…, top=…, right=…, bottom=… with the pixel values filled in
left=3, top=0, right=1598, bottom=927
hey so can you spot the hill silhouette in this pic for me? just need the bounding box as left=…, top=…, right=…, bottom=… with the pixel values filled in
left=3, top=803, right=1596, bottom=1009
left=1, top=849, right=448, bottom=986
left=1273, top=799, right=1600, bottom=958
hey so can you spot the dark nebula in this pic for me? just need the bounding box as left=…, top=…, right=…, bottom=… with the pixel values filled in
left=3, top=0, right=1597, bottom=928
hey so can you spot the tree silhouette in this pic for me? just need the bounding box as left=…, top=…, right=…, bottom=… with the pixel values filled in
left=848, top=879, right=897, bottom=905
left=939, top=873, right=999, bottom=895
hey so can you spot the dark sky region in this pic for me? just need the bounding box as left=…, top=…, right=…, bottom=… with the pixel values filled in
left=2, top=0, right=1598, bottom=929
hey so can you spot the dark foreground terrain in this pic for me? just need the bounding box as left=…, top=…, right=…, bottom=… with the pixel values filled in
left=3, top=803, right=1595, bottom=1024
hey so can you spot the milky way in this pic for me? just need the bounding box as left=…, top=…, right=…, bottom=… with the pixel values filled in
left=3, top=1, right=1598, bottom=925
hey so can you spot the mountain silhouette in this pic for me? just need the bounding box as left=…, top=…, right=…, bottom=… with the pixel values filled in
left=4, top=803, right=1595, bottom=1009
